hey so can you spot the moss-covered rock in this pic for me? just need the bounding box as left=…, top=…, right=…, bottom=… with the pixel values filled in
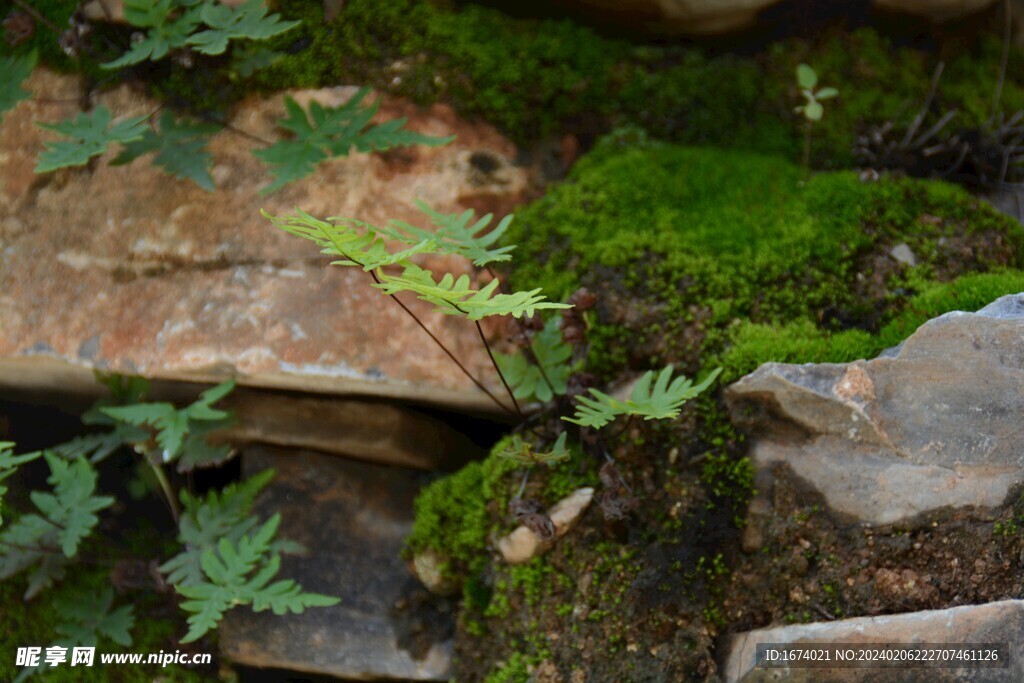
left=505, top=133, right=1024, bottom=381
left=411, top=138, right=1024, bottom=680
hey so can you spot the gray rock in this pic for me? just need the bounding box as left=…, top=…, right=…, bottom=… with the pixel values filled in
left=724, top=599, right=1024, bottom=682
left=726, top=293, right=1024, bottom=525
left=220, top=446, right=453, bottom=680
left=888, top=242, right=918, bottom=266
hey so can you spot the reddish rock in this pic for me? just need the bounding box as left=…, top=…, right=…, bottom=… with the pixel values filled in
left=0, top=70, right=537, bottom=412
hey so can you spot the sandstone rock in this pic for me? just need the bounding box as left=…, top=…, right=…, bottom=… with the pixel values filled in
left=0, top=70, right=535, bottom=413
left=497, top=487, right=594, bottom=564
left=727, top=293, right=1024, bottom=525
left=724, top=599, right=1024, bottom=682
left=872, top=0, right=998, bottom=22
left=220, top=445, right=453, bottom=680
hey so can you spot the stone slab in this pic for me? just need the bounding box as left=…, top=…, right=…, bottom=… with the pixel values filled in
left=727, top=293, right=1024, bottom=525
left=725, top=599, right=1024, bottom=682
left=1, top=70, right=533, bottom=414
left=220, top=445, right=453, bottom=680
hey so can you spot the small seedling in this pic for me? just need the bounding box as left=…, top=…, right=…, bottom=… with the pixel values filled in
left=794, top=64, right=838, bottom=172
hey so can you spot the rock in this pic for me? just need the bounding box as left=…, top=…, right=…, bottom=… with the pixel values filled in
left=497, top=487, right=594, bottom=564
left=556, top=0, right=782, bottom=35
left=410, top=549, right=461, bottom=597
left=724, top=599, right=1024, bottom=682
left=727, top=293, right=1024, bottom=525
left=871, top=0, right=998, bottom=22
left=220, top=445, right=454, bottom=680
left=0, top=70, right=536, bottom=413
left=888, top=242, right=917, bottom=266
left=218, top=391, right=481, bottom=470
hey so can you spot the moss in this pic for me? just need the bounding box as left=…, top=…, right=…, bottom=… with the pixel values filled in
left=0, top=568, right=207, bottom=682
left=505, top=137, right=1024, bottom=381
left=404, top=436, right=519, bottom=579
left=483, top=652, right=531, bottom=683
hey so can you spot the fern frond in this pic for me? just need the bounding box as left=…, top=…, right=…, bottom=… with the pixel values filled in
left=35, top=107, right=148, bottom=173
left=53, top=587, right=135, bottom=647
left=255, top=91, right=454, bottom=193
left=0, top=50, right=37, bottom=124
left=176, top=513, right=338, bottom=643
left=102, top=0, right=203, bottom=68
left=564, top=366, right=722, bottom=429
left=383, top=200, right=516, bottom=267
left=111, top=112, right=220, bottom=191
left=187, top=0, right=299, bottom=55
left=0, top=454, right=113, bottom=598
left=495, top=317, right=575, bottom=402
left=374, top=264, right=570, bottom=320
left=99, top=380, right=235, bottom=469
left=0, top=443, right=41, bottom=527
left=263, top=209, right=437, bottom=270
left=159, top=469, right=299, bottom=587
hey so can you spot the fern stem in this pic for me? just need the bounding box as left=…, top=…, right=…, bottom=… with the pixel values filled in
left=475, top=320, right=524, bottom=418
left=367, top=271, right=516, bottom=416
left=146, top=457, right=180, bottom=524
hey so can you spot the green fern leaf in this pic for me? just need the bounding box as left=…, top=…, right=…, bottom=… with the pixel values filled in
left=495, top=317, right=574, bottom=403
left=187, top=0, right=300, bottom=55
left=111, top=112, right=219, bottom=190
left=384, top=200, right=516, bottom=267
left=0, top=454, right=113, bottom=597
left=374, top=264, right=570, bottom=320
left=99, top=379, right=234, bottom=466
left=53, top=587, right=135, bottom=647
left=263, top=209, right=437, bottom=270
left=255, top=91, right=454, bottom=193
left=0, top=443, right=41, bottom=527
left=564, top=366, right=722, bottom=429
left=102, top=0, right=203, bottom=68
left=160, top=469, right=279, bottom=586
left=0, top=50, right=37, bottom=124
left=35, top=107, right=148, bottom=173
left=176, top=513, right=337, bottom=643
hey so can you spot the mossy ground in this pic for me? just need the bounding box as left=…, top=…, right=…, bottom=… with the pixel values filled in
left=409, top=137, right=1024, bottom=681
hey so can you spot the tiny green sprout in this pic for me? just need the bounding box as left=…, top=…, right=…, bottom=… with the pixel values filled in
left=793, top=64, right=838, bottom=172
left=497, top=433, right=570, bottom=468
left=794, top=64, right=838, bottom=123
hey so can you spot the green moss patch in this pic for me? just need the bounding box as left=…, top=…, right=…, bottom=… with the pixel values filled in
left=506, top=135, right=1024, bottom=380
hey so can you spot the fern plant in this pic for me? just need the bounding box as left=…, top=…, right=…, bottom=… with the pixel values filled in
left=101, top=0, right=298, bottom=69
left=34, top=107, right=149, bottom=173
left=564, top=365, right=722, bottom=429
left=177, top=513, right=338, bottom=643
left=255, top=90, right=455, bottom=193
left=265, top=201, right=571, bottom=415
left=496, top=317, right=576, bottom=403
left=0, top=453, right=114, bottom=599
left=111, top=111, right=220, bottom=191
